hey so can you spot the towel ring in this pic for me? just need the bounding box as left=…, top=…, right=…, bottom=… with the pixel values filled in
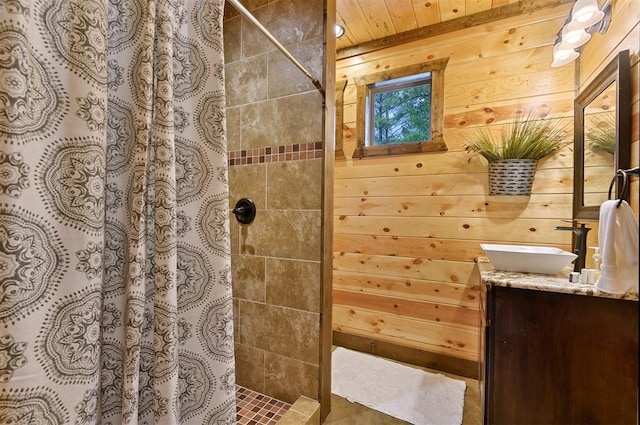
left=608, top=167, right=640, bottom=208
left=607, top=169, right=627, bottom=208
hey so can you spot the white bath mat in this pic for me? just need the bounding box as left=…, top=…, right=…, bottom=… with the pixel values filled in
left=331, top=347, right=466, bottom=425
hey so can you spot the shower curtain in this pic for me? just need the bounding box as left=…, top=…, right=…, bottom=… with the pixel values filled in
left=0, top=0, right=235, bottom=424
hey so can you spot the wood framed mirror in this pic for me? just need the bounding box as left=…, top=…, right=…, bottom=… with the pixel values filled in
left=573, top=49, right=631, bottom=220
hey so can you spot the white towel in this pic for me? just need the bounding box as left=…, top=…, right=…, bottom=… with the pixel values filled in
left=595, top=200, right=639, bottom=294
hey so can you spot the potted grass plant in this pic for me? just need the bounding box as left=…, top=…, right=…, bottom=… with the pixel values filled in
left=466, top=111, right=567, bottom=195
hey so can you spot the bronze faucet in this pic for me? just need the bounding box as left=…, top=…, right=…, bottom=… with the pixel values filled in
left=554, top=223, right=591, bottom=272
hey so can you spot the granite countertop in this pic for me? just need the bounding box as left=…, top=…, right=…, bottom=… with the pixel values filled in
left=477, top=258, right=639, bottom=301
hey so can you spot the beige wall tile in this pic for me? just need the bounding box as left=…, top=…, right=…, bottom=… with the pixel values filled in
left=267, top=159, right=322, bottom=210
left=240, top=0, right=324, bottom=59
left=264, top=352, right=319, bottom=403
left=239, top=0, right=269, bottom=12
left=268, top=38, right=324, bottom=98
left=240, top=92, right=323, bottom=149
left=234, top=343, right=265, bottom=392
left=232, top=254, right=266, bottom=302
left=226, top=106, right=241, bottom=152
left=239, top=300, right=320, bottom=364
left=229, top=216, right=240, bottom=255
left=233, top=298, right=239, bottom=341
left=225, top=55, right=268, bottom=107
left=239, top=210, right=321, bottom=261
left=229, top=163, right=266, bottom=209
left=224, top=0, right=269, bottom=19
left=223, top=15, right=241, bottom=64
left=266, top=258, right=320, bottom=312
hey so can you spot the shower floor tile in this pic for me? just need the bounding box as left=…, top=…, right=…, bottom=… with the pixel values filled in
left=236, top=385, right=292, bottom=425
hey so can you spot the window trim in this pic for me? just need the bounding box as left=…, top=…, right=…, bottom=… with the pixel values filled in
left=353, top=58, right=449, bottom=158
left=335, top=79, right=348, bottom=159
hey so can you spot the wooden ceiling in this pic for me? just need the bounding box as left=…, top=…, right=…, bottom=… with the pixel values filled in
left=335, top=0, right=575, bottom=59
left=335, top=0, right=522, bottom=50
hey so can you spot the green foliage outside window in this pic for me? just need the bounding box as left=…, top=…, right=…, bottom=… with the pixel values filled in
left=372, top=83, right=431, bottom=146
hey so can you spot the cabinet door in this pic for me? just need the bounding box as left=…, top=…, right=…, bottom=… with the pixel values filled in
left=486, top=286, right=638, bottom=424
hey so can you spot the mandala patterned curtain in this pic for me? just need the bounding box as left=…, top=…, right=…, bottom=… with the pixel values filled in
left=0, top=0, right=235, bottom=424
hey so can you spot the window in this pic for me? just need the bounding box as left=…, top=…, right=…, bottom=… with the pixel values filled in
left=368, top=72, right=432, bottom=146
left=354, top=58, right=448, bottom=158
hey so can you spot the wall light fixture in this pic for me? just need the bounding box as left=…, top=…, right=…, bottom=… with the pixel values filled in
left=551, top=0, right=611, bottom=67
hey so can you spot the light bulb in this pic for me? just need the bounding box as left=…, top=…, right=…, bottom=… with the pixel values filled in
left=335, top=24, right=345, bottom=38
left=575, top=8, right=596, bottom=23
left=570, top=0, right=604, bottom=29
left=565, top=28, right=584, bottom=44
left=558, top=23, right=591, bottom=49
left=551, top=43, right=578, bottom=67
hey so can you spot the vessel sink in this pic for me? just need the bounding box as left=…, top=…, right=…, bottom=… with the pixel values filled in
left=480, top=244, right=577, bottom=275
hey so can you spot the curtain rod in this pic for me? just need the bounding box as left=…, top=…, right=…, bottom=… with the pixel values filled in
left=226, top=0, right=326, bottom=99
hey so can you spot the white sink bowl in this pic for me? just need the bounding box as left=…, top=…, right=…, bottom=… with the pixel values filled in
left=481, top=244, right=577, bottom=275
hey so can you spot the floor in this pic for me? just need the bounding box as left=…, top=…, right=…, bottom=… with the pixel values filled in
left=235, top=353, right=482, bottom=425
left=236, top=385, right=292, bottom=425
left=323, top=352, right=482, bottom=425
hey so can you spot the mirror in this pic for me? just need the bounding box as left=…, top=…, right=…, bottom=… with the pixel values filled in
left=573, top=50, right=631, bottom=220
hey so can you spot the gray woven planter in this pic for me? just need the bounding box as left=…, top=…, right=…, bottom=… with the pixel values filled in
left=488, top=159, right=537, bottom=195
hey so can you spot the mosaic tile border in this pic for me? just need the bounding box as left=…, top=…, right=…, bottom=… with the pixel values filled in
left=236, top=385, right=292, bottom=425
left=229, top=142, right=324, bottom=166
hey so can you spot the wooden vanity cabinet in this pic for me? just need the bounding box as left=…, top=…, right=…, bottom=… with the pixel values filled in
left=480, top=285, right=638, bottom=424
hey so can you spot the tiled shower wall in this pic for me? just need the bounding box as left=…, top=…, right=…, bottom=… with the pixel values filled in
left=223, top=0, right=325, bottom=404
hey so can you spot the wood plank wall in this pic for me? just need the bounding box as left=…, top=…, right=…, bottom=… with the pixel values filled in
left=333, top=0, right=639, bottom=367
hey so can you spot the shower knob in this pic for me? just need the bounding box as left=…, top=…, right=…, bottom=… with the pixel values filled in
left=232, top=198, right=256, bottom=224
